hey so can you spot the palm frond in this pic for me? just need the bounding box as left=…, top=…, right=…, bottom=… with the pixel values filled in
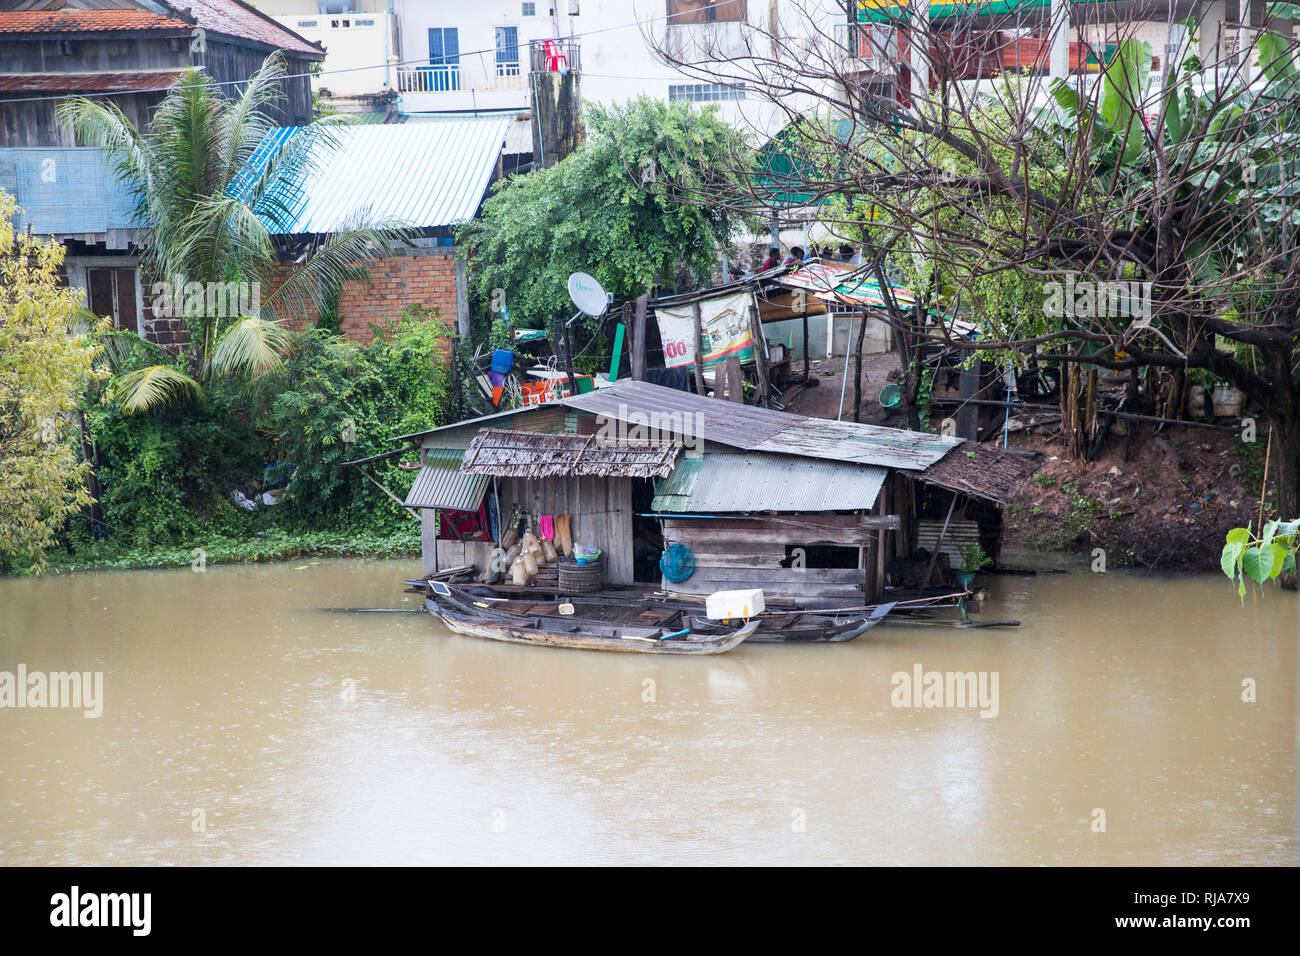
left=214, top=52, right=289, bottom=183
left=209, top=317, right=291, bottom=377
left=109, top=365, right=204, bottom=414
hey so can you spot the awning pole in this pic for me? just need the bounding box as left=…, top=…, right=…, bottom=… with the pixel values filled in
left=837, top=309, right=855, bottom=421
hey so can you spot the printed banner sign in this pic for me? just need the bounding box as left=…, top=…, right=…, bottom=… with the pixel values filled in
left=654, top=290, right=757, bottom=370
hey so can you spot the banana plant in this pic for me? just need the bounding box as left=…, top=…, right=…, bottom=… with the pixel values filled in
left=1047, top=37, right=1153, bottom=166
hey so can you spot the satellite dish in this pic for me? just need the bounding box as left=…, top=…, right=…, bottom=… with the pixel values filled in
left=567, top=272, right=609, bottom=318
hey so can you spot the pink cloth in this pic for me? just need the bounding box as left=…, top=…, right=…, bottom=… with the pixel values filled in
left=539, top=515, right=555, bottom=540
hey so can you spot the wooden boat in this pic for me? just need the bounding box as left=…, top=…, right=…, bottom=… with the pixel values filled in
left=687, top=601, right=897, bottom=643
left=409, top=579, right=899, bottom=644
left=424, top=582, right=758, bottom=654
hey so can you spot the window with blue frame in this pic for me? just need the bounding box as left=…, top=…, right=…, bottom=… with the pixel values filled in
left=495, top=26, right=520, bottom=77
left=423, top=27, right=460, bottom=91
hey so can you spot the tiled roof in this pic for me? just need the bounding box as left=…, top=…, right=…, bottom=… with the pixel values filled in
left=0, top=11, right=189, bottom=34
left=0, top=3, right=323, bottom=58
left=0, top=71, right=183, bottom=94
left=167, top=1, right=324, bottom=57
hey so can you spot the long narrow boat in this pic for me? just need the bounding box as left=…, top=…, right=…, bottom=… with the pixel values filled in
left=425, top=582, right=758, bottom=654
left=407, top=579, right=898, bottom=644
left=687, top=601, right=897, bottom=643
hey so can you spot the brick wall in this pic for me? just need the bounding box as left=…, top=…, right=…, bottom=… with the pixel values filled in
left=262, top=248, right=460, bottom=344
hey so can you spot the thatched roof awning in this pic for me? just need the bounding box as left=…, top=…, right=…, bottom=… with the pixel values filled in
left=460, top=429, right=681, bottom=479
left=915, top=442, right=1039, bottom=505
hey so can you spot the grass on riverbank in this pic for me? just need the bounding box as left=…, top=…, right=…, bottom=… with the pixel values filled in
left=30, top=527, right=420, bottom=574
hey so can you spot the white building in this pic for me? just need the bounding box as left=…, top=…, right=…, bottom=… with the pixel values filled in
left=261, top=1, right=400, bottom=102
left=258, top=2, right=846, bottom=137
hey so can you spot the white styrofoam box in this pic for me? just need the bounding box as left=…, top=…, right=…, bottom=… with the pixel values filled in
left=705, top=588, right=766, bottom=621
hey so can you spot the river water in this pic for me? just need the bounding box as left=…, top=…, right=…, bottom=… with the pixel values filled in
left=0, top=559, right=1294, bottom=865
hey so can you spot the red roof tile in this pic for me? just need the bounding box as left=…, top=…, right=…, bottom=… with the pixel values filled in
left=167, top=1, right=323, bottom=58
left=0, top=11, right=190, bottom=34
left=0, top=3, right=323, bottom=58
left=0, top=71, right=184, bottom=94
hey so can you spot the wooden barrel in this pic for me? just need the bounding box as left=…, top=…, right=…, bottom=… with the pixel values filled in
left=557, top=557, right=603, bottom=593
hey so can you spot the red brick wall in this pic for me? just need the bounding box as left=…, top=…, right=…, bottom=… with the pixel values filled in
left=261, top=249, right=459, bottom=344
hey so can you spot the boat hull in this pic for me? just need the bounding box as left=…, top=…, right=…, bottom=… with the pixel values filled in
left=427, top=597, right=758, bottom=654
left=689, top=601, right=896, bottom=643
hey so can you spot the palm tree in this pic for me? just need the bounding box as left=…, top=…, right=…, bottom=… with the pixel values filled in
left=59, top=54, right=408, bottom=411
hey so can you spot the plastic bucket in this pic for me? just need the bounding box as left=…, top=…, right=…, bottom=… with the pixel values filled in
left=878, top=383, right=902, bottom=409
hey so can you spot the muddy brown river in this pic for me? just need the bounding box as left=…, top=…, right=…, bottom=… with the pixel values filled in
left=0, top=559, right=1294, bottom=865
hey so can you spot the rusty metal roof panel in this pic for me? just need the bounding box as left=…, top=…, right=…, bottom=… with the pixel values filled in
left=460, top=429, right=680, bottom=479
left=404, top=448, right=489, bottom=511
left=915, top=442, right=1039, bottom=504
left=757, top=416, right=960, bottom=470
left=560, top=380, right=960, bottom=470
left=652, top=453, right=886, bottom=512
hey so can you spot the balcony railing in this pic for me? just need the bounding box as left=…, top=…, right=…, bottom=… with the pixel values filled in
left=495, top=63, right=524, bottom=90
left=529, top=37, right=581, bottom=73
left=833, top=22, right=896, bottom=72
left=397, top=65, right=460, bottom=93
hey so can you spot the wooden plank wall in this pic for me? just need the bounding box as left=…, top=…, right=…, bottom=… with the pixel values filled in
left=0, top=38, right=315, bottom=148
left=499, top=476, right=635, bottom=584
left=422, top=474, right=635, bottom=585
left=661, top=514, right=898, bottom=607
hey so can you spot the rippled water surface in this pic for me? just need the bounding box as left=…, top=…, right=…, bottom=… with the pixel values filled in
left=1, top=559, right=1294, bottom=865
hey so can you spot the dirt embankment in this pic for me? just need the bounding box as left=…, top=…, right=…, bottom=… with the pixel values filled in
left=780, top=353, right=1272, bottom=572
left=998, top=427, right=1269, bottom=571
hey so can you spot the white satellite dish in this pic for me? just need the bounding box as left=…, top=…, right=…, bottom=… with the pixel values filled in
left=567, top=272, right=609, bottom=318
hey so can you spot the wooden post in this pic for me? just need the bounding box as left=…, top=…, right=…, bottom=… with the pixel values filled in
left=956, top=357, right=981, bottom=439
left=747, top=304, right=770, bottom=407
left=630, top=296, right=647, bottom=381
left=723, top=354, right=744, bottom=402
left=801, top=305, right=810, bottom=383
left=1084, top=367, right=1098, bottom=447
left=691, top=300, right=706, bottom=396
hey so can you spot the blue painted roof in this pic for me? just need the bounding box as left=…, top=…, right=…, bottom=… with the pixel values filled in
left=230, top=117, right=510, bottom=235
left=0, top=148, right=140, bottom=237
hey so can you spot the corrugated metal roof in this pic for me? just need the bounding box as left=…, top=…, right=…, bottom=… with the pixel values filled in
left=231, top=119, right=509, bottom=234
left=0, top=147, right=140, bottom=237
left=403, top=448, right=489, bottom=511
left=562, top=380, right=961, bottom=471
left=652, top=453, right=887, bottom=512
left=461, top=429, right=680, bottom=479
left=917, top=441, right=1039, bottom=503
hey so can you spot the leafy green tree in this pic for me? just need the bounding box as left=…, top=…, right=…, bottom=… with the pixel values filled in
left=457, top=96, right=754, bottom=335
left=0, top=190, right=106, bottom=570
left=59, top=55, right=405, bottom=411
left=654, top=7, right=1300, bottom=522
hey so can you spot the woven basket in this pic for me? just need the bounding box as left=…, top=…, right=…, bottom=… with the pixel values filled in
left=557, top=557, right=603, bottom=593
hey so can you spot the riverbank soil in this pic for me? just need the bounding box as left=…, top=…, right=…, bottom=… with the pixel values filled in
left=999, top=427, right=1268, bottom=571
left=780, top=351, right=1272, bottom=572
